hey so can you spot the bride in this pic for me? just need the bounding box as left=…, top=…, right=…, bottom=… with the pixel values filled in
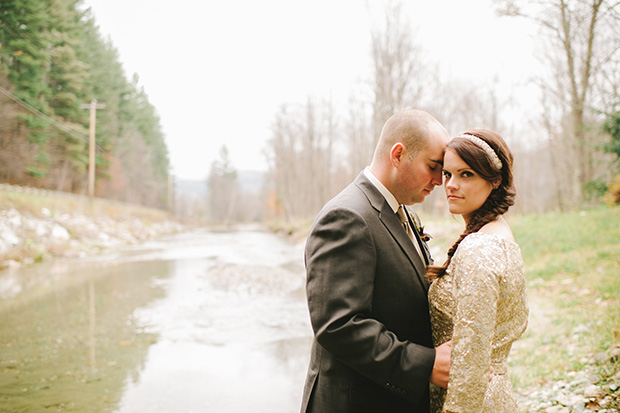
left=426, top=130, right=528, bottom=412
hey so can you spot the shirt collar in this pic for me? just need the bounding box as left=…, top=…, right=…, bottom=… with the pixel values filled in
left=364, top=167, right=400, bottom=214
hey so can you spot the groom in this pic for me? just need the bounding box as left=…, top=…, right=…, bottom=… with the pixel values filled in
left=301, top=109, right=451, bottom=412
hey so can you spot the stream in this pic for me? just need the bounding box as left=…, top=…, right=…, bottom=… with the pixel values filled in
left=0, top=228, right=312, bottom=412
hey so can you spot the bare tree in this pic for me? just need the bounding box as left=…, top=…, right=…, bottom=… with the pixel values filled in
left=266, top=105, right=299, bottom=221
left=265, top=98, right=343, bottom=222
left=344, top=92, right=373, bottom=176
left=496, top=0, right=620, bottom=205
left=340, top=0, right=429, bottom=185
left=369, top=0, right=427, bottom=145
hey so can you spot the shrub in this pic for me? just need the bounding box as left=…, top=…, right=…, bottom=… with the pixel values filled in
left=604, top=174, right=620, bottom=205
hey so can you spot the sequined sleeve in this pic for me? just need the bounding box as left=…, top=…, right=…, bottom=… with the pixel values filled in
left=443, top=235, right=506, bottom=412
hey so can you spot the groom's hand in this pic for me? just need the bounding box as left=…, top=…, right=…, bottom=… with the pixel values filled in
left=430, top=341, right=451, bottom=389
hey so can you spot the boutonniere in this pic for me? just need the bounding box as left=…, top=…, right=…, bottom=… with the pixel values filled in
left=417, top=225, right=431, bottom=242
left=407, top=210, right=432, bottom=242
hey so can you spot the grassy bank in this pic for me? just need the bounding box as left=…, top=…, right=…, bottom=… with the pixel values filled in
left=509, top=206, right=620, bottom=405
left=0, top=185, right=172, bottom=223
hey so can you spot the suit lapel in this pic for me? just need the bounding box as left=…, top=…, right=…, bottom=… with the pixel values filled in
left=380, top=203, right=428, bottom=282
left=354, top=173, right=430, bottom=290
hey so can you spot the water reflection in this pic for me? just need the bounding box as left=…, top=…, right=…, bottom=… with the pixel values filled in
left=0, top=259, right=171, bottom=411
left=0, top=228, right=312, bottom=412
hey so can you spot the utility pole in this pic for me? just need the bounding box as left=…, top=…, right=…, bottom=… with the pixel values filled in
left=81, top=99, right=105, bottom=199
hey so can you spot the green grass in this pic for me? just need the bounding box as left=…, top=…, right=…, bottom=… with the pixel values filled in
left=508, top=206, right=620, bottom=407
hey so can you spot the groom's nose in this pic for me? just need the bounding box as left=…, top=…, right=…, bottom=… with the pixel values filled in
left=431, top=168, right=443, bottom=186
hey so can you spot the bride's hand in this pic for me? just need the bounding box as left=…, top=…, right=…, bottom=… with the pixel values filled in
left=430, top=341, right=451, bottom=388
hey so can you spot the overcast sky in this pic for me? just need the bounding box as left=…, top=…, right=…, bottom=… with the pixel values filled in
left=82, top=0, right=537, bottom=181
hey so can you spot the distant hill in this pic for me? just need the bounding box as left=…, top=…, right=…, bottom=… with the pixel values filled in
left=174, top=170, right=266, bottom=200
left=174, top=179, right=207, bottom=199
left=237, top=170, right=267, bottom=194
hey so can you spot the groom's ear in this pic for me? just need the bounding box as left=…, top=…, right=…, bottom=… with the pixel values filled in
left=390, top=142, right=406, bottom=167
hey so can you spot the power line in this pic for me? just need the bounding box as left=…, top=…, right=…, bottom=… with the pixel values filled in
left=0, top=84, right=104, bottom=152
left=0, top=21, right=104, bottom=152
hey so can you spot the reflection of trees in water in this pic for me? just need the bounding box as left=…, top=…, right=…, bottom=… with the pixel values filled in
left=0, top=260, right=173, bottom=411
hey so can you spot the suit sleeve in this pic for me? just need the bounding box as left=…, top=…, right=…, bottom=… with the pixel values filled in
left=305, top=206, right=435, bottom=403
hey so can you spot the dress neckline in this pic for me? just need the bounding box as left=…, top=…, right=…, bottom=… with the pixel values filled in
left=463, top=231, right=519, bottom=247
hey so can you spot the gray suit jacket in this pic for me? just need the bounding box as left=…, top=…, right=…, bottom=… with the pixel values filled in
left=301, top=172, right=435, bottom=413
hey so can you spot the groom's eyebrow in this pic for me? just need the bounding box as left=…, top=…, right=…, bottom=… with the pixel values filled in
left=429, top=158, right=443, bottom=166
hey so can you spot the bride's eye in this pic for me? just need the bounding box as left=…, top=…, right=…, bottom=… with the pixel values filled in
left=442, top=171, right=451, bottom=178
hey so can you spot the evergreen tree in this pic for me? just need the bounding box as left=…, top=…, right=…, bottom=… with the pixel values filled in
left=0, top=0, right=170, bottom=208
left=0, top=0, right=53, bottom=178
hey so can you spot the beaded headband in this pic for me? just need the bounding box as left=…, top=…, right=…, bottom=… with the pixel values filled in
left=455, top=133, right=503, bottom=170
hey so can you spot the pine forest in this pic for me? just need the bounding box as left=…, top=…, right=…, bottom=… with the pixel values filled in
left=0, top=0, right=169, bottom=208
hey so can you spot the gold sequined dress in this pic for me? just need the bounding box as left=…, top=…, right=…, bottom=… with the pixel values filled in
left=428, top=232, right=528, bottom=413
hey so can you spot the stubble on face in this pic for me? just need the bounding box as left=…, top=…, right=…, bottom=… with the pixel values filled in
left=401, top=148, right=445, bottom=205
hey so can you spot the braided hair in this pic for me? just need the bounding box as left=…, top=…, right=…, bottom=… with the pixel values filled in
left=426, top=129, right=516, bottom=281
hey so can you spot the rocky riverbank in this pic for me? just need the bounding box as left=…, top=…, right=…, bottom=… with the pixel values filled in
left=0, top=185, right=188, bottom=269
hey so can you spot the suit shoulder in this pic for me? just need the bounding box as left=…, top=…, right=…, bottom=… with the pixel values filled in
left=319, top=182, right=374, bottom=215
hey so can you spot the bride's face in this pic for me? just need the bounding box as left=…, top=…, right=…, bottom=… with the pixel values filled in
left=442, top=148, right=494, bottom=224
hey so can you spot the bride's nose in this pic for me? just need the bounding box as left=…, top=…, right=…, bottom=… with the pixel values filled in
left=445, top=176, right=457, bottom=189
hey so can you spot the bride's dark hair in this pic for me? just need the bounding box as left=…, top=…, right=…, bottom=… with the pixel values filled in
left=426, top=129, right=516, bottom=281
